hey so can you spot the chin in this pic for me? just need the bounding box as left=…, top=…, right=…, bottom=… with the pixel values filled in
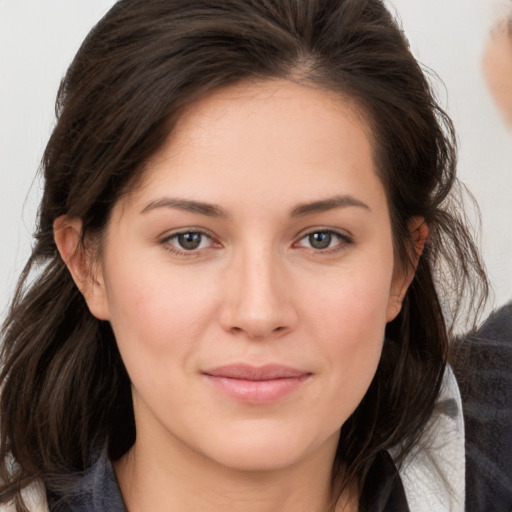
left=212, top=446, right=308, bottom=473
left=199, top=422, right=337, bottom=473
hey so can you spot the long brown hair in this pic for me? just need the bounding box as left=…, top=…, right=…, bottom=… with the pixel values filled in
left=0, top=0, right=487, bottom=509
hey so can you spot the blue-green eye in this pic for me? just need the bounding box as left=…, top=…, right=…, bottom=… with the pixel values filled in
left=297, top=230, right=351, bottom=251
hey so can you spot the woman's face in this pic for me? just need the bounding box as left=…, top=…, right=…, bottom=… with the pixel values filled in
left=85, top=80, right=408, bottom=472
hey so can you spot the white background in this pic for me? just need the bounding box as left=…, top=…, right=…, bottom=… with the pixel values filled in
left=1, top=0, right=511, bottom=323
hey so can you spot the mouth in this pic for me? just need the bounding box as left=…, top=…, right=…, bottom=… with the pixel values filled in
left=202, top=364, right=312, bottom=404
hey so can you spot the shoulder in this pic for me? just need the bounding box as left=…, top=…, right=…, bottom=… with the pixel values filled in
left=0, top=480, right=48, bottom=512
left=0, top=447, right=124, bottom=512
left=455, top=302, right=512, bottom=415
left=45, top=448, right=126, bottom=512
left=453, top=302, right=512, bottom=512
left=392, top=366, right=466, bottom=512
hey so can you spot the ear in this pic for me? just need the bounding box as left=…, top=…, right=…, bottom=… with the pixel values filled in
left=386, top=217, right=429, bottom=322
left=53, top=215, right=111, bottom=320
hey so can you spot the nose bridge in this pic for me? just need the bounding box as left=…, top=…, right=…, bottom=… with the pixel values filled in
left=221, top=242, right=296, bottom=338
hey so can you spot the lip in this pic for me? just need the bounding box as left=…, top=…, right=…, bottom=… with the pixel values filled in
left=202, top=364, right=311, bottom=404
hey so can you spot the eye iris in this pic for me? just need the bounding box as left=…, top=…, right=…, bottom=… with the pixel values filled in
left=177, top=233, right=202, bottom=250
left=309, top=232, right=332, bottom=249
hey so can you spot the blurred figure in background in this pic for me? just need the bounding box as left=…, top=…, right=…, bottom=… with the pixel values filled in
left=454, top=7, right=512, bottom=511
left=483, top=12, right=512, bottom=129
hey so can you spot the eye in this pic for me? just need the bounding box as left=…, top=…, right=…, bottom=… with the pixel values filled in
left=306, top=232, right=334, bottom=250
left=163, top=230, right=215, bottom=253
left=295, top=230, right=352, bottom=252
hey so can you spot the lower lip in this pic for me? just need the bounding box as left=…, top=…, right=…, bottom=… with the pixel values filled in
left=204, top=375, right=309, bottom=404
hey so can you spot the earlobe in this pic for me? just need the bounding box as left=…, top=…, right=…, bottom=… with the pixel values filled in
left=386, top=217, right=429, bottom=322
left=53, top=216, right=110, bottom=320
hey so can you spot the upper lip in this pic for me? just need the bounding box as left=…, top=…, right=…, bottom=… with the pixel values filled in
left=202, top=364, right=310, bottom=381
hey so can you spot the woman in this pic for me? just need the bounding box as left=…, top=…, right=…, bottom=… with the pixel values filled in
left=0, top=0, right=488, bottom=511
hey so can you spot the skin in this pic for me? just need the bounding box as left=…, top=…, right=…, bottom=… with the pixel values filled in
left=55, top=80, right=424, bottom=512
left=483, top=20, right=512, bottom=128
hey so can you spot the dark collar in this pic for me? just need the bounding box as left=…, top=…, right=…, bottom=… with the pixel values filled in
left=47, top=449, right=126, bottom=512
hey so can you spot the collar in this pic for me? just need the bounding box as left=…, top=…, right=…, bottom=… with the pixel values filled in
left=390, top=366, right=465, bottom=512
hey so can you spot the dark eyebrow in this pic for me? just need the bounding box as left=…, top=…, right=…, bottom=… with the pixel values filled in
left=290, top=195, right=371, bottom=217
left=141, top=198, right=227, bottom=218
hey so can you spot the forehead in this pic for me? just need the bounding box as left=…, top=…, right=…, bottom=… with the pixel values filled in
left=166, top=79, right=372, bottom=156
left=125, top=79, right=384, bottom=215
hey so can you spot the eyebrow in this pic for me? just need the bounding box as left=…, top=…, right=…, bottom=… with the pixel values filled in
left=290, top=195, right=371, bottom=217
left=141, top=198, right=227, bottom=217
left=141, top=194, right=370, bottom=218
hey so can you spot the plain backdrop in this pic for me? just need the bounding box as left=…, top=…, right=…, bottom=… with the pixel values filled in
left=1, top=0, right=511, bottom=325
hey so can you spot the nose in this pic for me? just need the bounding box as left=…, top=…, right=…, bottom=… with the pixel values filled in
left=219, top=248, right=298, bottom=340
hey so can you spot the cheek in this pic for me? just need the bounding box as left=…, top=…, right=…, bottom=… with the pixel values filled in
left=322, top=284, right=388, bottom=373
left=293, top=288, right=386, bottom=441
left=304, top=261, right=393, bottom=342
left=298, top=261, right=393, bottom=407
left=100, top=255, right=224, bottom=385
left=105, top=251, right=214, bottom=329
left=101, top=267, right=223, bottom=427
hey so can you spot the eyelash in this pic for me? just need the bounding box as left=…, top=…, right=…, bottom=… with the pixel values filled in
left=160, top=228, right=353, bottom=256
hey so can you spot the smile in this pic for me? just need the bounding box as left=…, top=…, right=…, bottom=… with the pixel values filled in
left=202, top=364, right=312, bottom=404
